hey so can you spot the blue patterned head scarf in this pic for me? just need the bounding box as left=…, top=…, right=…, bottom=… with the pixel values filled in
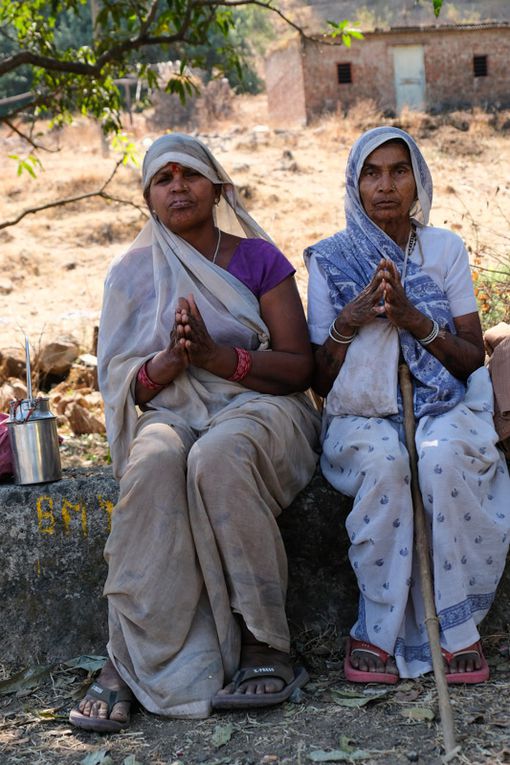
left=306, top=126, right=465, bottom=419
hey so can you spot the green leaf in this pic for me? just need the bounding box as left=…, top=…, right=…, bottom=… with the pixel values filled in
left=0, top=664, right=52, bottom=696
left=432, top=0, right=443, bottom=18
left=329, top=688, right=390, bottom=707
left=63, top=655, right=107, bottom=673
left=35, top=708, right=69, bottom=721
left=211, top=722, right=234, bottom=748
left=400, top=706, right=436, bottom=722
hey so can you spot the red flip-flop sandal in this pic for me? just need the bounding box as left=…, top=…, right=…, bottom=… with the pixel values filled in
left=442, top=641, right=490, bottom=684
left=344, top=638, right=399, bottom=684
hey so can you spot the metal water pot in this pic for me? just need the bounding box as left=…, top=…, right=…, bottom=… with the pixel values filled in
left=7, top=397, right=62, bottom=485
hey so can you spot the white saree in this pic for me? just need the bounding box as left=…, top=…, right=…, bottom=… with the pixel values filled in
left=97, top=134, right=320, bottom=716
left=306, top=126, right=510, bottom=679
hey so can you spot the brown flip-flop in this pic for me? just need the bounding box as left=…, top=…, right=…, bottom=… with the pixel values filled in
left=211, top=661, right=309, bottom=710
left=69, top=681, right=133, bottom=733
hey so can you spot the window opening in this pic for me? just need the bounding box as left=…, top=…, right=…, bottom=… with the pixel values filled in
left=337, top=63, right=352, bottom=84
left=473, top=55, right=488, bottom=77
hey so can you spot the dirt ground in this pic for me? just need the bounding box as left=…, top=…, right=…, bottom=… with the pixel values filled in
left=1, top=96, right=510, bottom=764
left=1, top=94, right=510, bottom=355
left=1, top=646, right=510, bottom=765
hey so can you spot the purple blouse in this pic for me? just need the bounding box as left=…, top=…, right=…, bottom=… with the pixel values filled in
left=227, top=239, right=295, bottom=299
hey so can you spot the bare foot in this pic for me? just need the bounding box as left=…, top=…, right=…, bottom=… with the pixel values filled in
left=78, top=658, right=131, bottom=723
left=349, top=641, right=399, bottom=676
left=444, top=647, right=482, bottom=675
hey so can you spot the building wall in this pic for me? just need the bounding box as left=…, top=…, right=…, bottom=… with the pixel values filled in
left=266, top=26, right=510, bottom=123
left=265, top=39, right=307, bottom=126
left=301, top=37, right=395, bottom=117
left=422, top=28, right=510, bottom=110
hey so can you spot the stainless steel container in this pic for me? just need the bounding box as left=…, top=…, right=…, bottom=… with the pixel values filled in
left=7, top=397, right=62, bottom=484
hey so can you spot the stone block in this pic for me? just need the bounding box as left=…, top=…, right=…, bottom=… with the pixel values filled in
left=1, top=467, right=509, bottom=666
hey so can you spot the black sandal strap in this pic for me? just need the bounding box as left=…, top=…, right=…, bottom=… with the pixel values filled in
left=86, top=682, right=132, bottom=713
left=231, top=661, right=295, bottom=690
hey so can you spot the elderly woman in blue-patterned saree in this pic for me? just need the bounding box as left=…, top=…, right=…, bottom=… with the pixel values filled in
left=306, top=126, right=510, bottom=684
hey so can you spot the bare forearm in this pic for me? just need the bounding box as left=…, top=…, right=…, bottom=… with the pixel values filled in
left=310, top=315, right=357, bottom=396
left=312, top=339, right=349, bottom=397
left=403, top=313, right=484, bottom=380
left=135, top=350, right=187, bottom=405
left=203, top=345, right=314, bottom=394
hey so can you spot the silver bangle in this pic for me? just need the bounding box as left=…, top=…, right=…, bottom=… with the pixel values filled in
left=329, top=321, right=357, bottom=344
left=418, top=319, right=439, bottom=346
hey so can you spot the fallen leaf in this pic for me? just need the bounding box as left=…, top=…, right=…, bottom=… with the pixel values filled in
left=338, top=736, right=355, bottom=752
left=0, top=665, right=52, bottom=696
left=400, top=706, right=435, bottom=722
left=63, top=655, right=107, bottom=673
left=394, top=688, right=420, bottom=703
left=329, top=688, right=390, bottom=707
left=308, top=748, right=372, bottom=762
left=123, top=756, right=144, bottom=765
left=81, top=751, right=114, bottom=765
left=211, top=722, right=234, bottom=748
left=34, top=707, right=69, bottom=721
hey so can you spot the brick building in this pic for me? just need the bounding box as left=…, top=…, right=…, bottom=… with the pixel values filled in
left=266, top=23, right=510, bottom=124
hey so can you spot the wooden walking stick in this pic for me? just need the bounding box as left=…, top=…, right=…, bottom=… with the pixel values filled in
left=398, top=363, right=459, bottom=760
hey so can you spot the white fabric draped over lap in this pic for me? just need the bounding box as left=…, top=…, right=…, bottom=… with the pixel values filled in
left=321, top=367, right=510, bottom=678
left=306, top=126, right=510, bottom=676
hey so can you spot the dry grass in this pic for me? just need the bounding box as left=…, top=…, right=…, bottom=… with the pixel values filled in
left=1, top=94, right=509, bottom=354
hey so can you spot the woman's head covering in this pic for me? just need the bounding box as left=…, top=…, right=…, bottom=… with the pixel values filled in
left=99, top=133, right=274, bottom=477
left=142, top=132, right=270, bottom=241
left=345, top=125, right=433, bottom=228
left=305, top=125, right=466, bottom=419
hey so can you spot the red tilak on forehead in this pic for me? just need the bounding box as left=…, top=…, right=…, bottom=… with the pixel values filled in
left=170, top=163, right=182, bottom=173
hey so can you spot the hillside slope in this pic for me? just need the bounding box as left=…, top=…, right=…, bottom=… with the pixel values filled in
left=281, top=0, right=510, bottom=32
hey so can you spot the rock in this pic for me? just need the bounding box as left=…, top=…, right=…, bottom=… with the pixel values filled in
left=67, top=402, right=106, bottom=435
left=83, top=391, right=103, bottom=408
left=77, top=353, right=97, bottom=367
left=37, top=336, right=80, bottom=377
left=0, top=350, right=25, bottom=382
left=0, top=382, right=16, bottom=411
left=0, top=380, right=27, bottom=411
left=1, top=466, right=510, bottom=665
left=0, top=278, right=14, bottom=295
left=67, top=363, right=98, bottom=390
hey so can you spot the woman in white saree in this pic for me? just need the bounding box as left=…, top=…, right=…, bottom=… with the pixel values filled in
left=69, top=133, right=320, bottom=732
left=306, top=126, right=510, bottom=685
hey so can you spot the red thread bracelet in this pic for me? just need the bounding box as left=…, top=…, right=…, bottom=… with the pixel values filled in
left=228, top=347, right=252, bottom=382
left=137, top=361, right=164, bottom=391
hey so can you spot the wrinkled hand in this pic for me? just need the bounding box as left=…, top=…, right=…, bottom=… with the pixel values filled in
left=176, top=293, right=218, bottom=368
left=338, top=266, right=385, bottom=330
left=376, top=259, right=420, bottom=329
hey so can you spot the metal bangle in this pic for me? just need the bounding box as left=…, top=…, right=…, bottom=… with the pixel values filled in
left=329, top=321, right=357, bottom=344
left=418, top=319, right=439, bottom=346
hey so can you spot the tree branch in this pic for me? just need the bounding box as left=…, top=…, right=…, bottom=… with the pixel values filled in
left=0, top=159, right=148, bottom=230
left=4, top=118, right=60, bottom=153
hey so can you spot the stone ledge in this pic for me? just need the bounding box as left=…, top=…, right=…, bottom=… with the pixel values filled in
left=1, top=468, right=509, bottom=665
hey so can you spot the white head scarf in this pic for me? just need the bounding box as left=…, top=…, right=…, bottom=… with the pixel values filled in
left=98, top=133, right=275, bottom=477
